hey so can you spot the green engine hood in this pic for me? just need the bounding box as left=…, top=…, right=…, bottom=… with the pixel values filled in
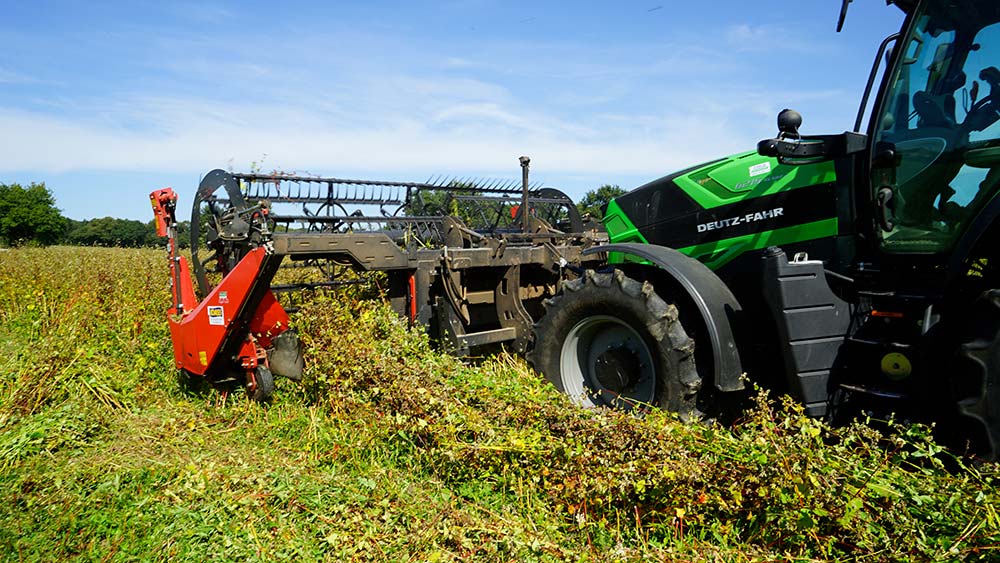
left=602, top=152, right=838, bottom=270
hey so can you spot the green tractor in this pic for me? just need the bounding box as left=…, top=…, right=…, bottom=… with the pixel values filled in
left=529, top=0, right=1000, bottom=458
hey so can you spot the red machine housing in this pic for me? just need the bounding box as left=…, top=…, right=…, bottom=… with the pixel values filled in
left=149, top=188, right=291, bottom=379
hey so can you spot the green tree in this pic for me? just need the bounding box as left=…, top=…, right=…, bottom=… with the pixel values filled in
left=407, top=181, right=495, bottom=228
left=576, top=184, right=627, bottom=220
left=173, top=220, right=192, bottom=249
left=66, top=217, right=157, bottom=247
left=0, top=182, right=67, bottom=246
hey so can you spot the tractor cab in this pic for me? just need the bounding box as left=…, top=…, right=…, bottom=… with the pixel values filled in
left=749, top=0, right=1000, bottom=451
left=870, top=0, right=1000, bottom=260
left=761, top=0, right=1000, bottom=290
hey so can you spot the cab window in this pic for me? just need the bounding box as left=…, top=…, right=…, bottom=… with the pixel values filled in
left=873, top=9, right=1000, bottom=252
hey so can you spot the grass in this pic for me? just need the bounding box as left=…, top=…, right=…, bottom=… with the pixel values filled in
left=1, top=246, right=999, bottom=562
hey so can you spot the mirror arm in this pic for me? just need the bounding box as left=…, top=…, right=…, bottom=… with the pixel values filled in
left=758, top=132, right=867, bottom=164
left=757, top=138, right=828, bottom=162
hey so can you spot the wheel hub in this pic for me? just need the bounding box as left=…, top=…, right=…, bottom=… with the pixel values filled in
left=593, top=345, right=641, bottom=392
left=559, top=315, right=656, bottom=409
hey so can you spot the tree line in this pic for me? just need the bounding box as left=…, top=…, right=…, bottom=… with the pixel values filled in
left=0, top=182, right=189, bottom=248
left=1, top=181, right=627, bottom=248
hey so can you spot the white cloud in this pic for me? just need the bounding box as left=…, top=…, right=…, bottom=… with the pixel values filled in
left=726, top=23, right=774, bottom=45
left=0, top=90, right=751, bottom=180
left=0, top=15, right=859, bottom=185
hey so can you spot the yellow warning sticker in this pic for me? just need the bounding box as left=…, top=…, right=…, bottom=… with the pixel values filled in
left=199, top=351, right=208, bottom=366
left=207, top=306, right=225, bottom=326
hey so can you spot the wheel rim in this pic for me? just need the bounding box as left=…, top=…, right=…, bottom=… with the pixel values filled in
left=559, top=315, right=656, bottom=409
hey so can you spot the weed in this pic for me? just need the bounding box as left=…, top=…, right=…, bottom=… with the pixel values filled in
left=1, top=247, right=998, bottom=562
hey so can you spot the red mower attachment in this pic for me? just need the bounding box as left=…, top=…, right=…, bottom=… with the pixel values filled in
left=150, top=162, right=595, bottom=403
left=149, top=188, right=303, bottom=402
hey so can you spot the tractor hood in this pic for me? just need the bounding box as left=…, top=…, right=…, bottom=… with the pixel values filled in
left=601, top=152, right=839, bottom=269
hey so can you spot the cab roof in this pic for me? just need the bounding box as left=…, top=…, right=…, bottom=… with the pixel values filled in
left=889, top=0, right=917, bottom=13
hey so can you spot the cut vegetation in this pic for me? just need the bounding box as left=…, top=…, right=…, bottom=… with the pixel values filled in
left=1, top=247, right=998, bottom=562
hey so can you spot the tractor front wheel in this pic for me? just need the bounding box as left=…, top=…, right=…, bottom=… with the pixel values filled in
left=528, top=269, right=701, bottom=416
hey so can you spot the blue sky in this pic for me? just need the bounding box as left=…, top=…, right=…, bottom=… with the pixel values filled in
left=0, top=1, right=905, bottom=221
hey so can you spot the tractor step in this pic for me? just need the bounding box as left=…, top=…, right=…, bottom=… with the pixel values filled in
left=761, top=247, right=851, bottom=417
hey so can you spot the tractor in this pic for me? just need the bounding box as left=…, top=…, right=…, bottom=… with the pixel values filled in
left=151, top=0, right=1000, bottom=459
left=530, top=0, right=1000, bottom=458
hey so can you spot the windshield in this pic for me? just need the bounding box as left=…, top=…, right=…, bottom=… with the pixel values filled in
left=873, top=0, right=1000, bottom=253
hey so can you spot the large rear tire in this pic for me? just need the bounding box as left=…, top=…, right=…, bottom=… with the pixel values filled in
left=528, top=269, right=701, bottom=416
left=955, top=289, right=1000, bottom=460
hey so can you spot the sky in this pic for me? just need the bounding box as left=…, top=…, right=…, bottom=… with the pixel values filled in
left=0, top=0, right=906, bottom=222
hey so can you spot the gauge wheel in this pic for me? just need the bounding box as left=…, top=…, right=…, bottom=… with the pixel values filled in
left=247, top=365, right=275, bottom=403
left=528, top=269, right=700, bottom=415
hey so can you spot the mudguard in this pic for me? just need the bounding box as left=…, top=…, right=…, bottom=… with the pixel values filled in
left=582, top=243, right=745, bottom=392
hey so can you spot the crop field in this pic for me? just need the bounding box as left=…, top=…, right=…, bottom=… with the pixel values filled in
left=1, top=246, right=999, bottom=562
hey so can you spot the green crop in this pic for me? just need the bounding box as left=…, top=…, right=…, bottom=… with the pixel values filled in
left=0, top=246, right=998, bottom=562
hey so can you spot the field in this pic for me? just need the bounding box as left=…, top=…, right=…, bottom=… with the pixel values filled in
left=1, top=246, right=999, bottom=562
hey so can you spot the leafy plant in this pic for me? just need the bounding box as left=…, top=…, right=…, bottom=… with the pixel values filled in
left=1, top=246, right=998, bottom=562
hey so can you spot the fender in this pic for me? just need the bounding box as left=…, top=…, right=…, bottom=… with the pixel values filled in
left=582, top=243, right=745, bottom=392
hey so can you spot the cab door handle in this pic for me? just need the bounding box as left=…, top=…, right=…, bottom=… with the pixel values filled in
left=876, top=187, right=895, bottom=231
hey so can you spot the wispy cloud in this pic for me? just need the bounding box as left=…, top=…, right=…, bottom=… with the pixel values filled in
left=160, top=2, right=234, bottom=24
left=0, top=9, right=867, bottom=185
left=726, top=23, right=775, bottom=46
left=724, top=22, right=836, bottom=54
left=0, top=67, right=36, bottom=84
left=0, top=85, right=756, bottom=179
